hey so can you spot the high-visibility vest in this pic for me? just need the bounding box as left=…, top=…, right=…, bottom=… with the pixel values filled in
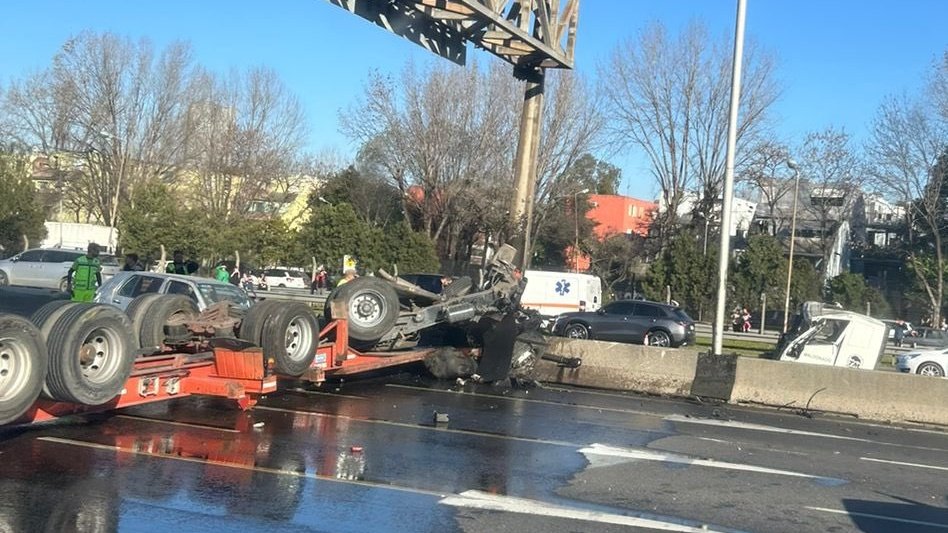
left=71, top=256, right=101, bottom=291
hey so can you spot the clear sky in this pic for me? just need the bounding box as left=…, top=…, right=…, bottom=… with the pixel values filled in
left=1, top=1, right=946, bottom=198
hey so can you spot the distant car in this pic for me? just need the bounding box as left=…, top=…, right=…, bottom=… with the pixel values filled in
left=895, top=347, right=948, bottom=377
left=880, top=320, right=914, bottom=342
left=262, top=268, right=307, bottom=289
left=94, top=271, right=252, bottom=312
left=901, top=327, right=948, bottom=350
left=0, top=247, right=120, bottom=292
left=550, top=300, right=696, bottom=347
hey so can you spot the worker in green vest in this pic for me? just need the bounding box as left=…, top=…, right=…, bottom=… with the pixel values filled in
left=68, top=243, right=102, bottom=302
left=213, top=262, right=230, bottom=283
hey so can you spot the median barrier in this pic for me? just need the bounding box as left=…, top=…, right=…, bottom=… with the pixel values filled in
left=536, top=338, right=701, bottom=396
left=728, top=357, right=948, bottom=425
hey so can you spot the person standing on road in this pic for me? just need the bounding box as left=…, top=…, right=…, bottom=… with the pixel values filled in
left=894, top=320, right=906, bottom=347
left=213, top=262, right=230, bottom=283
left=122, top=253, right=144, bottom=272
left=68, top=243, right=102, bottom=302
left=166, top=250, right=199, bottom=275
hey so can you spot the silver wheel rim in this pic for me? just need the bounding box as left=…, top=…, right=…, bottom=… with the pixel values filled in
left=79, top=327, right=123, bottom=385
left=566, top=325, right=587, bottom=339
left=0, top=336, right=33, bottom=402
left=919, top=364, right=943, bottom=377
left=284, top=316, right=314, bottom=362
left=648, top=331, right=670, bottom=347
left=349, top=290, right=385, bottom=328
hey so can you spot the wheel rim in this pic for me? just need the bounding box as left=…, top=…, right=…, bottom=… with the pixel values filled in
left=284, top=316, right=314, bottom=362
left=566, top=325, right=587, bottom=339
left=0, top=272, right=8, bottom=286
left=79, top=327, right=123, bottom=385
left=847, top=356, right=861, bottom=368
left=919, top=364, right=943, bottom=377
left=0, top=337, right=33, bottom=402
left=349, top=290, right=386, bottom=328
left=647, top=331, right=671, bottom=347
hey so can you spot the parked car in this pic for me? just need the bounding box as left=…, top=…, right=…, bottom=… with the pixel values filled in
left=95, top=271, right=252, bottom=312
left=0, top=247, right=120, bottom=291
left=901, top=327, right=948, bottom=349
left=550, top=299, right=695, bottom=347
left=895, top=347, right=948, bottom=377
left=880, top=319, right=914, bottom=342
left=261, top=268, right=307, bottom=289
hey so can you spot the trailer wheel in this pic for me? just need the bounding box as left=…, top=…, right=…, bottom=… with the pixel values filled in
left=238, top=300, right=284, bottom=346
left=0, top=314, right=48, bottom=425
left=125, top=293, right=165, bottom=348
left=30, top=300, right=78, bottom=333
left=44, top=304, right=136, bottom=405
left=137, top=295, right=199, bottom=348
left=326, top=278, right=399, bottom=345
left=260, top=302, right=318, bottom=376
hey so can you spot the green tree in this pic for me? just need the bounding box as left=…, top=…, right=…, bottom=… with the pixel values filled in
left=644, top=230, right=717, bottom=319
left=0, top=152, right=46, bottom=257
left=825, top=273, right=892, bottom=318
left=587, top=234, right=646, bottom=299
left=731, top=235, right=788, bottom=311
left=559, top=153, right=622, bottom=195
left=295, top=203, right=384, bottom=272
left=383, top=222, right=440, bottom=273
left=118, top=182, right=206, bottom=260
left=532, top=194, right=597, bottom=269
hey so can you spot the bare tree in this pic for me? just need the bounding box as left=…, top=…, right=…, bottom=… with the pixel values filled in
left=797, top=127, right=864, bottom=271
left=739, top=139, right=795, bottom=236
left=601, top=21, right=779, bottom=234
left=867, top=88, right=948, bottom=323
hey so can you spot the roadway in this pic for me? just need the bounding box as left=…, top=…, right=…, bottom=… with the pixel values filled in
left=1, top=371, right=946, bottom=532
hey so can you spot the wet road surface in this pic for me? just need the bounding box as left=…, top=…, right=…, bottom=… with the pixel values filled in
left=1, top=370, right=947, bottom=532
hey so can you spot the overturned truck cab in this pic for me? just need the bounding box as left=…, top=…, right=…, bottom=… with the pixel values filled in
left=772, top=302, right=888, bottom=370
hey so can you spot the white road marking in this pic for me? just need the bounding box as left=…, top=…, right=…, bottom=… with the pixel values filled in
left=581, top=443, right=845, bottom=483
left=664, top=415, right=948, bottom=452
left=806, top=506, right=948, bottom=529
left=860, top=456, right=948, bottom=472
left=286, top=388, right=367, bottom=400
left=35, top=436, right=445, bottom=497
left=440, top=490, right=739, bottom=532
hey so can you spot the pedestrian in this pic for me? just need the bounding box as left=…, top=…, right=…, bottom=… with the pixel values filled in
left=317, top=268, right=328, bottom=292
left=122, top=253, right=144, bottom=272
left=229, top=265, right=241, bottom=286
left=166, top=250, right=199, bottom=275
left=213, top=262, right=230, bottom=283
left=68, top=243, right=102, bottom=302
left=742, top=307, right=752, bottom=333
left=894, top=320, right=906, bottom=347
left=310, top=268, right=319, bottom=295
left=337, top=268, right=357, bottom=287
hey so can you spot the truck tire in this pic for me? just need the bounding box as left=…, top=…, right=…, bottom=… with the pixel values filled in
left=0, top=314, right=48, bottom=425
left=260, top=302, right=318, bottom=376
left=138, top=295, right=200, bottom=349
left=125, top=293, right=165, bottom=349
left=326, top=278, right=400, bottom=344
left=238, top=300, right=284, bottom=347
left=44, top=304, right=136, bottom=405
left=30, top=300, right=78, bottom=332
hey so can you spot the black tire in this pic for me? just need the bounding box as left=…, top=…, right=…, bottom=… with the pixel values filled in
left=0, top=270, right=8, bottom=286
left=0, top=314, right=48, bottom=425
left=58, top=277, right=69, bottom=293
left=30, top=300, right=78, bottom=332
left=917, top=362, right=945, bottom=377
left=326, top=278, right=400, bottom=344
left=44, top=304, right=136, bottom=405
left=260, top=302, right=319, bottom=376
left=138, top=295, right=199, bottom=348
left=645, top=328, right=672, bottom=347
left=125, top=293, right=165, bottom=349
left=237, top=300, right=285, bottom=346
left=564, top=323, right=590, bottom=339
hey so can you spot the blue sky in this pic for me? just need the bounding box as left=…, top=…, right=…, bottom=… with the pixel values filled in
left=1, top=1, right=946, bottom=198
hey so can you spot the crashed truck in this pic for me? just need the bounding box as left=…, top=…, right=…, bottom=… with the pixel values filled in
left=322, top=244, right=578, bottom=380
left=770, top=301, right=888, bottom=370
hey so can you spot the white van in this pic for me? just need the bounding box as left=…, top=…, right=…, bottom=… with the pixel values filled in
left=776, top=302, right=887, bottom=370
left=520, top=270, right=602, bottom=318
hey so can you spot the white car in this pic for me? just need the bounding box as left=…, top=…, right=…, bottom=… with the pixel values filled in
left=0, top=248, right=120, bottom=291
left=895, top=348, right=947, bottom=377
left=262, top=268, right=307, bottom=289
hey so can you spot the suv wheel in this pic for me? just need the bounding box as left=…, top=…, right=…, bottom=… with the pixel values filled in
left=645, top=329, right=671, bottom=347
left=564, top=323, right=589, bottom=339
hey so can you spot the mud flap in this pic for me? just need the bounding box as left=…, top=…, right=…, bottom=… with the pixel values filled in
left=476, top=312, right=519, bottom=382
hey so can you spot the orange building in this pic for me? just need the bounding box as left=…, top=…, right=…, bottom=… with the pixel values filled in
left=587, top=194, right=656, bottom=239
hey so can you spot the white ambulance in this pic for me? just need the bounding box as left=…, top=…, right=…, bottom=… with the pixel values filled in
left=520, top=270, right=603, bottom=319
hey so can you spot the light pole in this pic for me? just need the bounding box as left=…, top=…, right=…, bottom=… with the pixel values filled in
left=571, top=188, right=589, bottom=273
left=782, top=159, right=801, bottom=333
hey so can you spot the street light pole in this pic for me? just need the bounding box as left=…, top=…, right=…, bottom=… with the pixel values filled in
left=782, top=159, right=801, bottom=333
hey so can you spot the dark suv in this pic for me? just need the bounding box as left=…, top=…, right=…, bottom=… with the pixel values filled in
left=551, top=300, right=696, bottom=347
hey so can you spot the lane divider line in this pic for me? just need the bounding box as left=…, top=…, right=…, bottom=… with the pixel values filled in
left=806, top=506, right=948, bottom=529
left=581, top=443, right=846, bottom=484
left=860, top=456, right=948, bottom=472
left=440, top=490, right=742, bottom=533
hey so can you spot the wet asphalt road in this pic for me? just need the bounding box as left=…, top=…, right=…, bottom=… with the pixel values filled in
left=1, top=371, right=947, bottom=533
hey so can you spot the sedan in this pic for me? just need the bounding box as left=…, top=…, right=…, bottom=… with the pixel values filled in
left=895, top=348, right=948, bottom=377
left=551, top=300, right=696, bottom=347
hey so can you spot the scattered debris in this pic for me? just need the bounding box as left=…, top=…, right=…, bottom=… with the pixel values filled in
left=433, top=411, right=450, bottom=425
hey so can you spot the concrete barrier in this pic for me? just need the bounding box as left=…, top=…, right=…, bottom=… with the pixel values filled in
left=729, top=357, right=948, bottom=425
left=536, top=338, right=701, bottom=396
